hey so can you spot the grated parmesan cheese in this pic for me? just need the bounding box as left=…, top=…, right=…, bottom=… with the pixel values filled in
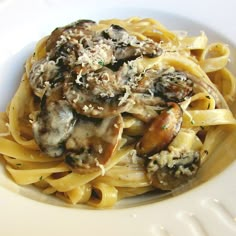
left=82, top=105, right=89, bottom=112
left=97, top=106, right=104, bottom=111
left=118, top=85, right=131, bottom=106
left=56, top=35, right=67, bottom=48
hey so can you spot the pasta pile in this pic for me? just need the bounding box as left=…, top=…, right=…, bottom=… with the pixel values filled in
left=0, top=17, right=236, bottom=208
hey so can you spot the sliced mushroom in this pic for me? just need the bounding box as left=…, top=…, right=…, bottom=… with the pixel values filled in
left=113, top=47, right=138, bottom=61
left=32, top=100, right=77, bottom=157
left=46, top=20, right=98, bottom=69
left=40, top=82, right=64, bottom=107
left=29, top=59, right=62, bottom=98
left=136, top=102, right=182, bottom=156
left=146, top=150, right=200, bottom=190
left=128, top=94, right=164, bottom=123
left=75, top=40, right=114, bottom=72
left=102, top=24, right=128, bottom=42
left=154, top=71, right=193, bottom=102
left=65, top=115, right=123, bottom=173
left=102, top=24, right=162, bottom=61
left=69, top=23, right=166, bottom=74
left=46, top=19, right=96, bottom=53
left=63, top=67, right=133, bottom=118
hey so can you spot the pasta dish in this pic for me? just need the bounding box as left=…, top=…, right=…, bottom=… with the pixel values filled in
left=0, top=17, right=236, bottom=208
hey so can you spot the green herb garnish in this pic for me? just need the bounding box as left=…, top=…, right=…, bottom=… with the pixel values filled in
left=98, top=60, right=104, bottom=66
left=161, top=124, right=169, bottom=130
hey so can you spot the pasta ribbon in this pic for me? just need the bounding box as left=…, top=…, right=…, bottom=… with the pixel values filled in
left=208, top=68, right=236, bottom=103
left=8, top=75, right=38, bottom=149
left=45, top=146, right=131, bottom=192
left=65, top=184, right=92, bottom=204
left=0, top=137, right=56, bottom=162
left=183, top=109, right=236, bottom=127
left=169, top=129, right=203, bottom=152
left=88, top=182, right=118, bottom=208
left=0, top=112, right=10, bottom=137
left=180, top=31, right=208, bottom=50
left=6, top=163, right=68, bottom=185
left=199, top=43, right=230, bottom=73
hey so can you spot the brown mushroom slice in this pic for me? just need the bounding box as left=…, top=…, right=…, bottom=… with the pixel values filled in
left=41, top=82, right=64, bottom=107
left=75, top=41, right=114, bottom=72
left=63, top=67, right=133, bottom=118
left=128, top=92, right=165, bottom=122
left=154, top=71, right=193, bottom=102
left=136, top=102, right=182, bottom=156
left=146, top=150, right=200, bottom=190
left=65, top=115, right=123, bottom=174
left=46, top=20, right=98, bottom=70
left=134, top=69, right=193, bottom=103
left=32, top=100, right=77, bottom=157
left=29, top=59, right=61, bottom=98
left=113, top=41, right=162, bottom=61
left=46, top=19, right=96, bottom=53
left=102, top=24, right=162, bottom=60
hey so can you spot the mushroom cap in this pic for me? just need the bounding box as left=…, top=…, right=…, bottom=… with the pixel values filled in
left=154, top=71, right=193, bottom=102
left=29, top=59, right=61, bottom=98
left=32, top=100, right=77, bottom=157
left=63, top=67, right=134, bottom=118
left=65, top=114, right=123, bottom=173
left=102, top=24, right=162, bottom=59
left=136, top=102, right=183, bottom=156
left=147, top=150, right=200, bottom=190
left=46, top=19, right=96, bottom=53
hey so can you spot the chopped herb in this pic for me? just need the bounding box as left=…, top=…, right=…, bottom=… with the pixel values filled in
left=206, top=95, right=211, bottom=99
left=16, top=163, right=22, bottom=166
left=98, top=60, right=104, bottom=66
left=200, top=126, right=204, bottom=130
left=191, top=119, right=195, bottom=125
left=39, top=176, right=43, bottom=181
left=207, top=103, right=210, bottom=109
left=161, top=124, right=169, bottom=130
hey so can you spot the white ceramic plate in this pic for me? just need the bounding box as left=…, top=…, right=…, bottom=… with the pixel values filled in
left=0, top=0, right=236, bottom=235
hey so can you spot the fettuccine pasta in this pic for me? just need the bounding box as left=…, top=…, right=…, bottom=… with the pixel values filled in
left=0, top=17, right=236, bottom=208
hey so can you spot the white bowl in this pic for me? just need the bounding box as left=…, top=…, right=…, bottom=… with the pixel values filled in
left=0, top=0, right=236, bottom=235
